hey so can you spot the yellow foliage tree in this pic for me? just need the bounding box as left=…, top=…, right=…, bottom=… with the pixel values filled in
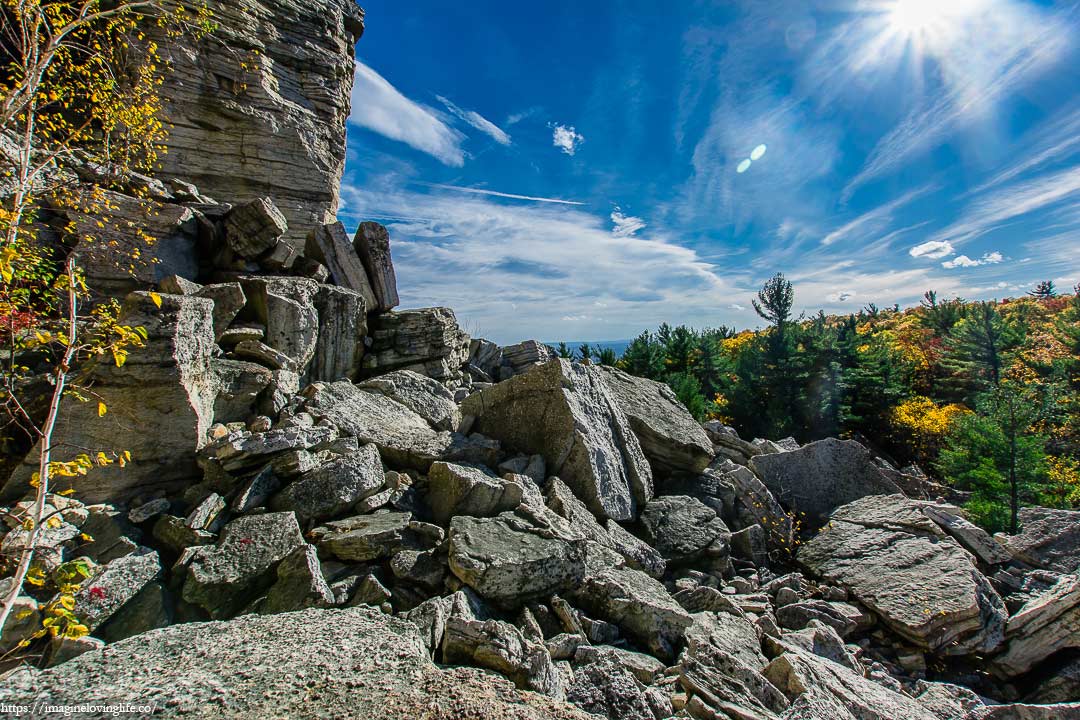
left=0, top=0, right=211, bottom=640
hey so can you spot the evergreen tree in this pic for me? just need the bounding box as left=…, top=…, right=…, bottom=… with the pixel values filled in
left=942, top=301, right=1023, bottom=400
left=753, top=273, right=795, bottom=332
left=667, top=372, right=708, bottom=422
left=919, top=290, right=965, bottom=337
left=662, top=325, right=699, bottom=375
left=619, top=331, right=665, bottom=378
left=577, top=343, right=593, bottom=362
left=1028, top=280, right=1058, bottom=299
left=556, top=342, right=574, bottom=359
left=596, top=347, right=618, bottom=366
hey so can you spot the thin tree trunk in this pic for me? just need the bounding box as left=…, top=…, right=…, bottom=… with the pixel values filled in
left=0, top=257, right=78, bottom=634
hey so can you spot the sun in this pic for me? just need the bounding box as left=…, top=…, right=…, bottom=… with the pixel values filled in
left=887, top=0, right=985, bottom=36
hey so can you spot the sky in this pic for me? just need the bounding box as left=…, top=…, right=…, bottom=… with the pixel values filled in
left=339, top=0, right=1080, bottom=345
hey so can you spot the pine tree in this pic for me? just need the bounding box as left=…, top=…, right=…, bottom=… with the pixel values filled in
left=1028, top=280, right=1058, bottom=299
left=619, top=331, right=664, bottom=378
left=577, top=343, right=593, bottom=362
left=919, top=290, right=965, bottom=337
left=942, top=301, right=1023, bottom=401
left=556, top=342, right=574, bottom=359
left=596, top=347, right=618, bottom=366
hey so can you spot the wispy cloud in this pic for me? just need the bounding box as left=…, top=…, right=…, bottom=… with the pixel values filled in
left=910, top=240, right=955, bottom=259
left=339, top=177, right=746, bottom=343
left=942, top=251, right=1004, bottom=269
left=350, top=63, right=465, bottom=166
left=551, top=124, right=585, bottom=156
left=420, top=183, right=584, bottom=205
left=436, top=95, right=511, bottom=146
left=966, top=103, right=1080, bottom=196
left=611, top=208, right=646, bottom=237
left=927, top=165, right=1080, bottom=247
left=820, top=185, right=934, bottom=246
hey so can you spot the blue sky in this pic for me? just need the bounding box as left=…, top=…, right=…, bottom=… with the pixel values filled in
left=339, top=0, right=1080, bottom=345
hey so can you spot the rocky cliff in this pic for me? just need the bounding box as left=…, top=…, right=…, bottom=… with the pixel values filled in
left=2, top=3, right=1080, bottom=720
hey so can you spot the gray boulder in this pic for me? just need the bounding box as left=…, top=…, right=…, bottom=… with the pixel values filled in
left=749, top=438, right=902, bottom=522
left=599, top=366, right=714, bottom=476
left=799, top=494, right=1007, bottom=655
left=461, top=359, right=653, bottom=522
left=639, top=495, right=730, bottom=566
left=353, top=222, right=400, bottom=313
left=363, top=307, right=469, bottom=385
left=181, top=512, right=305, bottom=618
left=238, top=277, right=319, bottom=373
left=1001, top=507, right=1080, bottom=573
left=262, top=544, right=335, bottom=614
left=993, top=573, right=1080, bottom=677
left=305, top=222, right=377, bottom=306
left=359, top=370, right=462, bottom=431
left=0, top=606, right=597, bottom=719
left=427, top=462, right=524, bottom=526
left=566, top=652, right=656, bottom=720
left=222, top=197, right=288, bottom=259
left=211, top=359, right=273, bottom=422
left=271, top=444, right=384, bottom=523
left=442, top=616, right=562, bottom=697
left=499, top=340, right=555, bottom=379
left=306, top=284, right=367, bottom=383
left=311, top=511, right=416, bottom=563
left=72, top=551, right=162, bottom=633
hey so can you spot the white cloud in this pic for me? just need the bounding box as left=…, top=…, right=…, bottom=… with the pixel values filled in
left=611, top=208, right=646, bottom=237
left=551, top=124, right=585, bottom=155
left=338, top=178, right=744, bottom=344
left=942, top=251, right=1004, bottom=269
left=436, top=95, right=511, bottom=145
left=910, top=240, right=955, bottom=259
left=422, top=183, right=583, bottom=205
left=827, top=291, right=856, bottom=303
left=821, top=185, right=934, bottom=246
left=349, top=63, right=465, bottom=166
left=728, top=303, right=746, bottom=311
left=967, top=104, right=1080, bottom=196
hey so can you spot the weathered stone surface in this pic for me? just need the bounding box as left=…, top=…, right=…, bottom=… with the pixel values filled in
left=599, top=366, right=714, bottom=475
left=922, top=504, right=1013, bottom=566
left=238, top=277, right=319, bottom=372
left=714, top=459, right=795, bottom=553
left=196, top=282, right=246, bottom=340
left=603, top=519, right=666, bottom=579
left=443, top=616, right=562, bottom=697
left=271, top=444, right=384, bottom=523
left=211, top=359, right=273, bottom=422
left=799, top=495, right=1006, bottom=655
left=776, top=600, right=858, bottom=638
left=305, top=222, right=376, bottom=304
left=181, top=512, right=305, bottom=618
left=353, top=221, right=399, bottom=313
left=95, top=581, right=172, bottom=644
left=223, top=197, right=288, bottom=258
left=359, top=370, right=461, bottom=432
left=311, top=511, right=416, bottom=562
left=152, top=514, right=215, bottom=555
left=570, top=563, right=693, bottom=661
left=971, top=703, right=1080, bottom=720
left=994, top=574, right=1080, bottom=677
left=448, top=512, right=590, bottom=605
left=499, top=340, right=555, bottom=379
left=1025, top=656, right=1080, bottom=703
left=749, top=438, right=902, bottom=522
left=262, top=544, right=334, bottom=614
left=4, top=292, right=217, bottom=504
left=764, top=621, right=863, bottom=674
left=363, top=308, right=469, bottom=385
left=233, top=339, right=293, bottom=370
left=679, top=640, right=789, bottom=720
left=0, top=607, right=597, bottom=719
left=763, top=650, right=942, bottom=720
left=639, top=495, right=730, bottom=566
left=1001, top=507, right=1080, bottom=573
left=566, top=653, right=655, bottom=720
left=462, top=360, right=653, bottom=522
left=306, top=284, right=367, bottom=383
left=152, top=1, right=365, bottom=247
left=427, top=462, right=524, bottom=526
left=200, top=425, right=336, bottom=473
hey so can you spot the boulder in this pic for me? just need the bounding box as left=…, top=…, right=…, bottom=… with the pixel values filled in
left=749, top=438, right=902, bottom=522
left=94, top=581, right=172, bottom=644
left=305, top=222, right=376, bottom=305
left=359, top=370, right=462, bottom=431
left=427, top=462, right=524, bottom=526
left=353, top=221, right=400, bottom=313
left=799, top=494, right=1006, bottom=655
left=311, top=511, right=417, bottom=563
left=461, top=360, right=653, bottom=522
left=300, top=381, right=492, bottom=471
left=152, top=1, right=365, bottom=246
left=306, top=284, right=367, bottom=383
left=921, top=504, right=1013, bottom=566
left=638, top=495, right=730, bottom=566
left=448, top=512, right=591, bottom=605
left=363, top=308, right=469, bottom=385
left=1001, top=507, right=1080, bottom=573
left=763, top=650, right=943, bottom=720
left=271, top=444, right=384, bottom=523
left=212, top=359, right=273, bottom=422
left=678, top=640, right=789, bottom=720
left=566, top=652, right=656, bottom=720
left=3, top=292, right=217, bottom=504
left=181, top=511, right=305, bottom=618
left=238, top=277, right=319, bottom=373
left=222, top=197, right=288, bottom=258
left=442, top=616, right=562, bottom=697
left=262, top=544, right=335, bottom=614
left=0, top=606, right=597, bottom=719
left=195, top=282, right=246, bottom=340
left=714, top=459, right=795, bottom=554
left=199, top=425, right=336, bottom=474
left=599, top=366, right=714, bottom=475
left=993, top=574, right=1080, bottom=677
left=499, top=340, right=555, bottom=379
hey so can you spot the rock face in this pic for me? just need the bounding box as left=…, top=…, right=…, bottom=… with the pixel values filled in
left=363, top=308, right=470, bottom=385
left=353, top=222, right=400, bottom=313
left=750, top=438, right=902, bottom=521
left=462, top=360, right=653, bottom=522
left=1001, top=507, right=1080, bottom=573
left=4, top=292, right=217, bottom=504
left=0, top=607, right=595, bottom=719
left=153, top=0, right=366, bottom=246
left=799, top=494, right=1006, bottom=655
left=994, top=574, right=1080, bottom=677
left=598, top=366, right=714, bottom=476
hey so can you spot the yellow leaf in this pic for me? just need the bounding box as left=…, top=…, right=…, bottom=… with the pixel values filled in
left=98, top=402, right=107, bottom=417
left=59, top=488, right=75, bottom=496
left=58, top=595, right=75, bottom=611
left=64, top=623, right=90, bottom=639
left=45, top=516, right=62, bottom=529
left=26, top=567, right=46, bottom=587
left=149, top=292, right=162, bottom=308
